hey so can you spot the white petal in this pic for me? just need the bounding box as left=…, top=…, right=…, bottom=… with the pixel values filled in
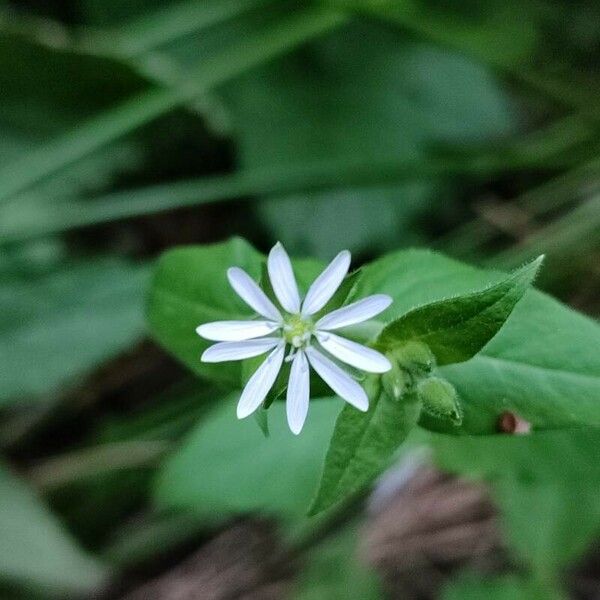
left=227, top=267, right=282, bottom=321
left=237, top=343, right=285, bottom=419
left=286, top=350, right=310, bottom=435
left=268, top=242, right=301, bottom=314
left=196, top=320, right=279, bottom=341
left=315, top=294, right=392, bottom=331
left=301, top=250, right=351, bottom=316
left=315, top=331, right=392, bottom=373
left=305, top=347, right=368, bottom=412
left=201, top=338, right=280, bottom=363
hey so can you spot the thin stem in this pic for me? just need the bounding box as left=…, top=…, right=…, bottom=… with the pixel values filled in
left=100, top=0, right=271, bottom=58
left=26, top=440, right=170, bottom=491
left=435, top=155, right=600, bottom=255
left=0, top=7, right=347, bottom=204
left=489, top=196, right=600, bottom=268
left=0, top=151, right=581, bottom=243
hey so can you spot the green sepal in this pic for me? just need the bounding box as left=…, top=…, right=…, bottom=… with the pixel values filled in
left=254, top=406, right=270, bottom=438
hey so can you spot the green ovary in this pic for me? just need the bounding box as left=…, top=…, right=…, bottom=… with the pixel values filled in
left=283, top=314, right=314, bottom=348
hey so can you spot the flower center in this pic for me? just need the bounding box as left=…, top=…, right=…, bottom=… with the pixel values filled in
left=283, top=314, right=313, bottom=349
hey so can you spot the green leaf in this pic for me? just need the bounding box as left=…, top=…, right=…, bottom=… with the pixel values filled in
left=0, top=257, right=148, bottom=404
left=309, top=380, right=421, bottom=515
left=433, top=429, right=600, bottom=575
left=88, top=0, right=269, bottom=57
left=293, top=524, right=382, bottom=600
left=0, top=463, right=107, bottom=595
left=356, top=249, right=600, bottom=433
left=154, top=394, right=340, bottom=521
left=378, top=256, right=543, bottom=365
left=496, top=479, right=600, bottom=576
left=0, top=31, right=146, bottom=221
left=147, top=238, right=265, bottom=387
left=442, top=574, right=560, bottom=600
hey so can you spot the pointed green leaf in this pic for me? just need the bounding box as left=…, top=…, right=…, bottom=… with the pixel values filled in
left=378, top=256, right=543, bottom=365
left=356, top=249, right=600, bottom=433
left=309, top=380, right=421, bottom=515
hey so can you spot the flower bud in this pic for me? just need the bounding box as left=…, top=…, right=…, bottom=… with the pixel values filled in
left=393, top=341, right=436, bottom=374
left=417, top=377, right=462, bottom=425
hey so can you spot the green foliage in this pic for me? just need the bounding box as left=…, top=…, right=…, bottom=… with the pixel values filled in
left=293, top=524, right=382, bottom=599
left=149, top=239, right=600, bottom=517
left=357, top=249, right=600, bottom=433
left=308, top=378, right=420, bottom=514
left=147, top=238, right=264, bottom=386
left=0, top=257, right=148, bottom=404
left=0, top=5, right=346, bottom=204
left=442, top=574, right=560, bottom=600
left=378, top=256, right=543, bottom=364
left=222, top=22, right=515, bottom=257
left=434, top=429, right=600, bottom=577
left=0, top=0, right=598, bottom=595
left=155, top=394, right=340, bottom=520
left=0, top=463, right=106, bottom=595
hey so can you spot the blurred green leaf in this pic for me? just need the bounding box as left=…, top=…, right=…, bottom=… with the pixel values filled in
left=155, top=394, right=339, bottom=520
left=442, top=574, right=561, bottom=600
left=293, top=524, right=382, bottom=599
left=378, top=256, right=543, bottom=364
left=0, top=258, right=148, bottom=404
left=0, top=463, right=107, bottom=595
left=222, top=22, right=515, bottom=256
left=434, top=429, right=600, bottom=575
left=433, top=428, right=600, bottom=482
left=92, top=0, right=270, bottom=58
left=0, top=152, right=567, bottom=245
left=497, top=479, right=600, bottom=576
left=356, top=249, right=600, bottom=433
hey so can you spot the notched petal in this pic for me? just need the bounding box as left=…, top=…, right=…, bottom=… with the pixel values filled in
left=315, top=331, right=391, bottom=373
left=302, top=250, right=351, bottom=316
left=316, top=294, right=392, bottom=331
left=268, top=242, right=301, bottom=314
left=227, top=267, right=282, bottom=321
left=305, top=347, right=368, bottom=412
left=201, top=338, right=280, bottom=363
left=196, top=320, right=279, bottom=341
left=237, top=343, right=285, bottom=419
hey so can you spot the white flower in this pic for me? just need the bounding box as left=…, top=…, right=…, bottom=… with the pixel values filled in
left=196, top=242, right=393, bottom=435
